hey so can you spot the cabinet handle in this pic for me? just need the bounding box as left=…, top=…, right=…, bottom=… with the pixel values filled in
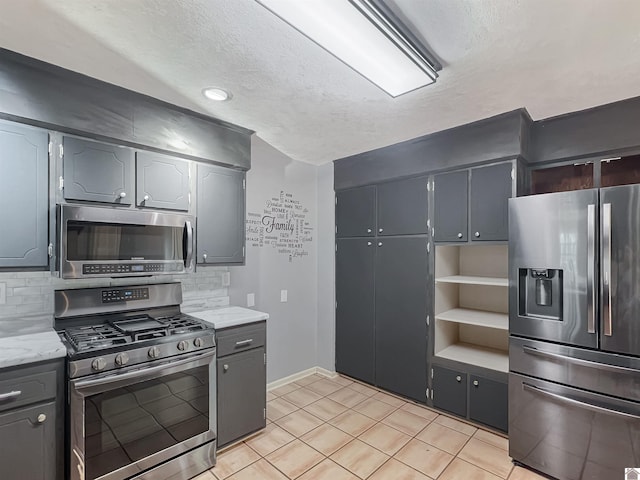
left=377, top=242, right=383, bottom=247
left=473, top=380, right=479, bottom=387
left=0, top=390, right=21, bottom=401
left=457, top=233, right=463, bottom=239
left=37, top=413, right=47, bottom=423
left=367, top=242, right=372, bottom=246
left=235, top=339, right=253, bottom=347
left=474, top=232, right=480, bottom=238
left=223, top=364, right=229, bottom=372
left=119, top=192, right=127, bottom=198
left=202, top=253, right=208, bottom=261
left=456, top=375, right=461, bottom=382
left=367, top=228, right=372, bottom=233
left=379, top=228, right=383, bottom=233
left=143, top=194, right=150, bottom=201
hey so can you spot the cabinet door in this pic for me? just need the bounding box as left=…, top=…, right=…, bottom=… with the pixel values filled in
left=432, top=366, right=467, bottom=417
left=0, top=122, right=49, bottom=268
left=375, top=236, right=428, bottom=402
left=377, top=176, right=428, bottom=236
left=335, top=238, right=375, bottom=384
left=196, top=164, right=245, bottom=264
left=434, top=171, right=468, bottom=242
left=469, top=375, right=508, bottom=432
left=470, top=163, right=513, bottom=241
left=217, top=347, right=266, bottom=447
left=0, top=401, right=56, bottom=480
left=336, top=186, right=375, bottom=238
left=63, top=136, right=134, bottom=204
left=136, top=151, right=190, bottom=211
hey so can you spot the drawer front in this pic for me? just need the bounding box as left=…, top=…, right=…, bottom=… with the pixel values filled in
left=216, top=322, right=266, bottom=358
left=510, top=336, right=640, bottom=402
left=0, top=370, right=57, bottom=413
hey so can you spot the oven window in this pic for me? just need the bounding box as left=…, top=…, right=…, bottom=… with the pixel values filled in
left=66, top=221, right=185, bottom=261
left=85, top=366, right=209, bottom=480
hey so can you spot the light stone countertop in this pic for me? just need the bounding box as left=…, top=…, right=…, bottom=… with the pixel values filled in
left=190, top=306, right=269, bottom=330
left=0, top=329, right=66, bottom=369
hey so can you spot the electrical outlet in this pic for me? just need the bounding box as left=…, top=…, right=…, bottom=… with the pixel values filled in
left=280, top=289, right=288, bottom=303
left=247, top=293, right=255, bottom=307
left=0, top=283, right=5, bottom=305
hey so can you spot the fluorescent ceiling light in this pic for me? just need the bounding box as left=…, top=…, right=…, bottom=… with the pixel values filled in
left=257, top=0, right=439, bottom=97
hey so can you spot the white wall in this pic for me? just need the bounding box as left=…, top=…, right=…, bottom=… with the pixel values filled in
left=230, top=136, right=334, bottom=383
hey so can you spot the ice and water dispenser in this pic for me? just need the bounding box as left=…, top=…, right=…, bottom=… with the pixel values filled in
left=518, top=268, right=563, bottom=320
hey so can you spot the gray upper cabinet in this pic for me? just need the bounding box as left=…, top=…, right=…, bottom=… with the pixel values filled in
left=0, top=121, right=49, bottom=268
left=336, top=186, right=376, bottom=238
left=63, top=136, right=135, bottom=205
left=196, top=164, right=245, bottom=264
left=433, top=170, right=468, bottom=242
left=377, top=176, right=428, bottom=236
left=469, top=163, right=513, bottom=241
left=135, top=151, right=190, bottom=211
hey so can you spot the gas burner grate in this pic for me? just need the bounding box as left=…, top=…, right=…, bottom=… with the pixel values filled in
left=153, top=314, right=208, bottom=334
left=65, top=324, right=130, bottom=351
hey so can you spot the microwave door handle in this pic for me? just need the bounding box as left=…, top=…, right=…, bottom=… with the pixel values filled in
left=185, top=220, right=194, bottom=268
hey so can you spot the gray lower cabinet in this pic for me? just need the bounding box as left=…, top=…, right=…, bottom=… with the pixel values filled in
left=335, top=238, right=375, bottom=384
left=135, top=151, right=190, bottom=211
left=63, top=136, right=135, bottom=204
left=432, top=365, right=508, bottom=432
left=469, top=163, right=513, bottom=241
left=0, top=359, right=63, bottom=480
left=377, top=176, right=428, bottom=236
left=216, top=322, right=266, bottom=448
left=197, top=164, right=245, bottom=264
left=433, top=170, right=468, bottom=242
left=0, top=121, right=49, bottom=268
left=375, top=236, right=429, bottom=402
left=336, top=186, right=376, bottom=238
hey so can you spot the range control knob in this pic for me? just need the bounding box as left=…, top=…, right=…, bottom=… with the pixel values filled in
left=148, top=346, right=160, bottom=359
left=115, top=353, right=129, bottom=366
left=194, top=337, right=204, bottom=348
left=92, top=358, right=107, bottom=371
left=178, top=340, right=189, bottom=351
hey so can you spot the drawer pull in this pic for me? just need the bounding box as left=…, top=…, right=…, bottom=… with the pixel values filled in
left=0, top=390, right=21, bottom=401
left=223, top=364, right=229, bottom=372
left=455, top=376, right=461, bottom=382
left=37, top=413, right=47, bottom=423
left=522, top=345, right=636, bottom=374
left=473, top=380, right=479, bottom=387
left=235, top=339, right=253, bottom=347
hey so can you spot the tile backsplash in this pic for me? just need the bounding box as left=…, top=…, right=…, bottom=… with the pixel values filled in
left=0, top=268, right=230, bottom=332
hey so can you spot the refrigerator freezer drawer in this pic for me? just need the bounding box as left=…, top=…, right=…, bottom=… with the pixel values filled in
left=510, top=336, right=640, bottom=402
left=509, top=373, right=640, bottom=480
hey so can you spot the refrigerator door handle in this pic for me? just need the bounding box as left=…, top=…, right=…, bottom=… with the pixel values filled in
left=603, top=203, right=612, bottom=336
left=522, top=345, right=638, bottom=374
left=523, top=382, right=640, bottom=421
left=587, top=204, right=596, bottom=334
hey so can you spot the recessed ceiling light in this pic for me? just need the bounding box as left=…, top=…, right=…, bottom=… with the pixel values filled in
left=202, top=87, right=232, bottom=101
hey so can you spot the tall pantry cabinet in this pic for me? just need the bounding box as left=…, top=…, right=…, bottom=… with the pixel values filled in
left=335, top=176, right=430, bottom=403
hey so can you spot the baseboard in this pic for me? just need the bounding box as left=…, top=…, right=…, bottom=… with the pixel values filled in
left=267, top=366, right=337, bottom=390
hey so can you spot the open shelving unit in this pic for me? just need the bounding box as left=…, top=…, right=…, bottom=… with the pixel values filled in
left=434, top=244, right=509, bottom=373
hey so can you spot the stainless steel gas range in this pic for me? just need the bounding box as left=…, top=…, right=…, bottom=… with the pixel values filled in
left=54, top=283, right=217, bottom=480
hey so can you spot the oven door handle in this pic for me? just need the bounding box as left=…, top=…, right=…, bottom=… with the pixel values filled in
left=72, top=350, right=215, bottom=395
left=185, top=220, right=194, bottom=269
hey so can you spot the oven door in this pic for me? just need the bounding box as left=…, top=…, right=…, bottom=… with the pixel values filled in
left=69, top=350, right=216, bottom=480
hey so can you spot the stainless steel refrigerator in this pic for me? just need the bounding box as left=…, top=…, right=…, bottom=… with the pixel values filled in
left=509, top=185, right=640, bottom=480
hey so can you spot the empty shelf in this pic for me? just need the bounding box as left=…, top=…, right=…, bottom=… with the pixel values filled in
left=436, top=308, right=508, bottom=331
left=436, top=343, right=509, bottom=372
left=435, top=275, right=508, bottom=287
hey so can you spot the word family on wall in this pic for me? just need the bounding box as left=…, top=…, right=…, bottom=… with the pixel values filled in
left=246, top=190, right=313, bottom=262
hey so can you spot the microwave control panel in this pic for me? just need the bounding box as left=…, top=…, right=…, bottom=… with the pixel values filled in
left=82, top=263, right=181, bottom=275
left=102, top=287, right=150, bottom=304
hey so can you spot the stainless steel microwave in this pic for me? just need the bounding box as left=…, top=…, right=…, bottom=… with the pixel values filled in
left=58, top=205, right=194, bottom=279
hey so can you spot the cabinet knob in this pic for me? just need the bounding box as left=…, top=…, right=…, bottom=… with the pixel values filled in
left=37, top=413, right=46, bottom=423
left=379, top=228, right=383, bottom=233
left=143, top=194, right=150, bottom=201
left=457, top=233, right=463, bottom=239
left=119, top=192, right=127, bottom=198
left=367, top=242, right=372, bottom=246
left=367, top=228, right=372, bottom=233
left=223, top=364, right=229, bottom=372
left=203, top=253, right=208, bottom=261
left=377, top=242, right=383, bottom=247
left=456, top=375, right=461, bottom=382
left=473, top=380, right=479, bottom=387
left=474, top=232, right=480, bottom=238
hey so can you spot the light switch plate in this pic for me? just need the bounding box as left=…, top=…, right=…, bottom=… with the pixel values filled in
left=280, top=289, right=288, bottom=303
left=0, top=283, right=5, bottom=305
left=247, top=293, right=255, bottom=307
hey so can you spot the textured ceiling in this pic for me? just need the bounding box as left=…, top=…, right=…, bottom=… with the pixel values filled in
left=1, top=0, right=640, bottom=165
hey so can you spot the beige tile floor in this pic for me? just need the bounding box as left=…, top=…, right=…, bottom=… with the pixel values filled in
left=196, top=373, right=547, bottom=480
